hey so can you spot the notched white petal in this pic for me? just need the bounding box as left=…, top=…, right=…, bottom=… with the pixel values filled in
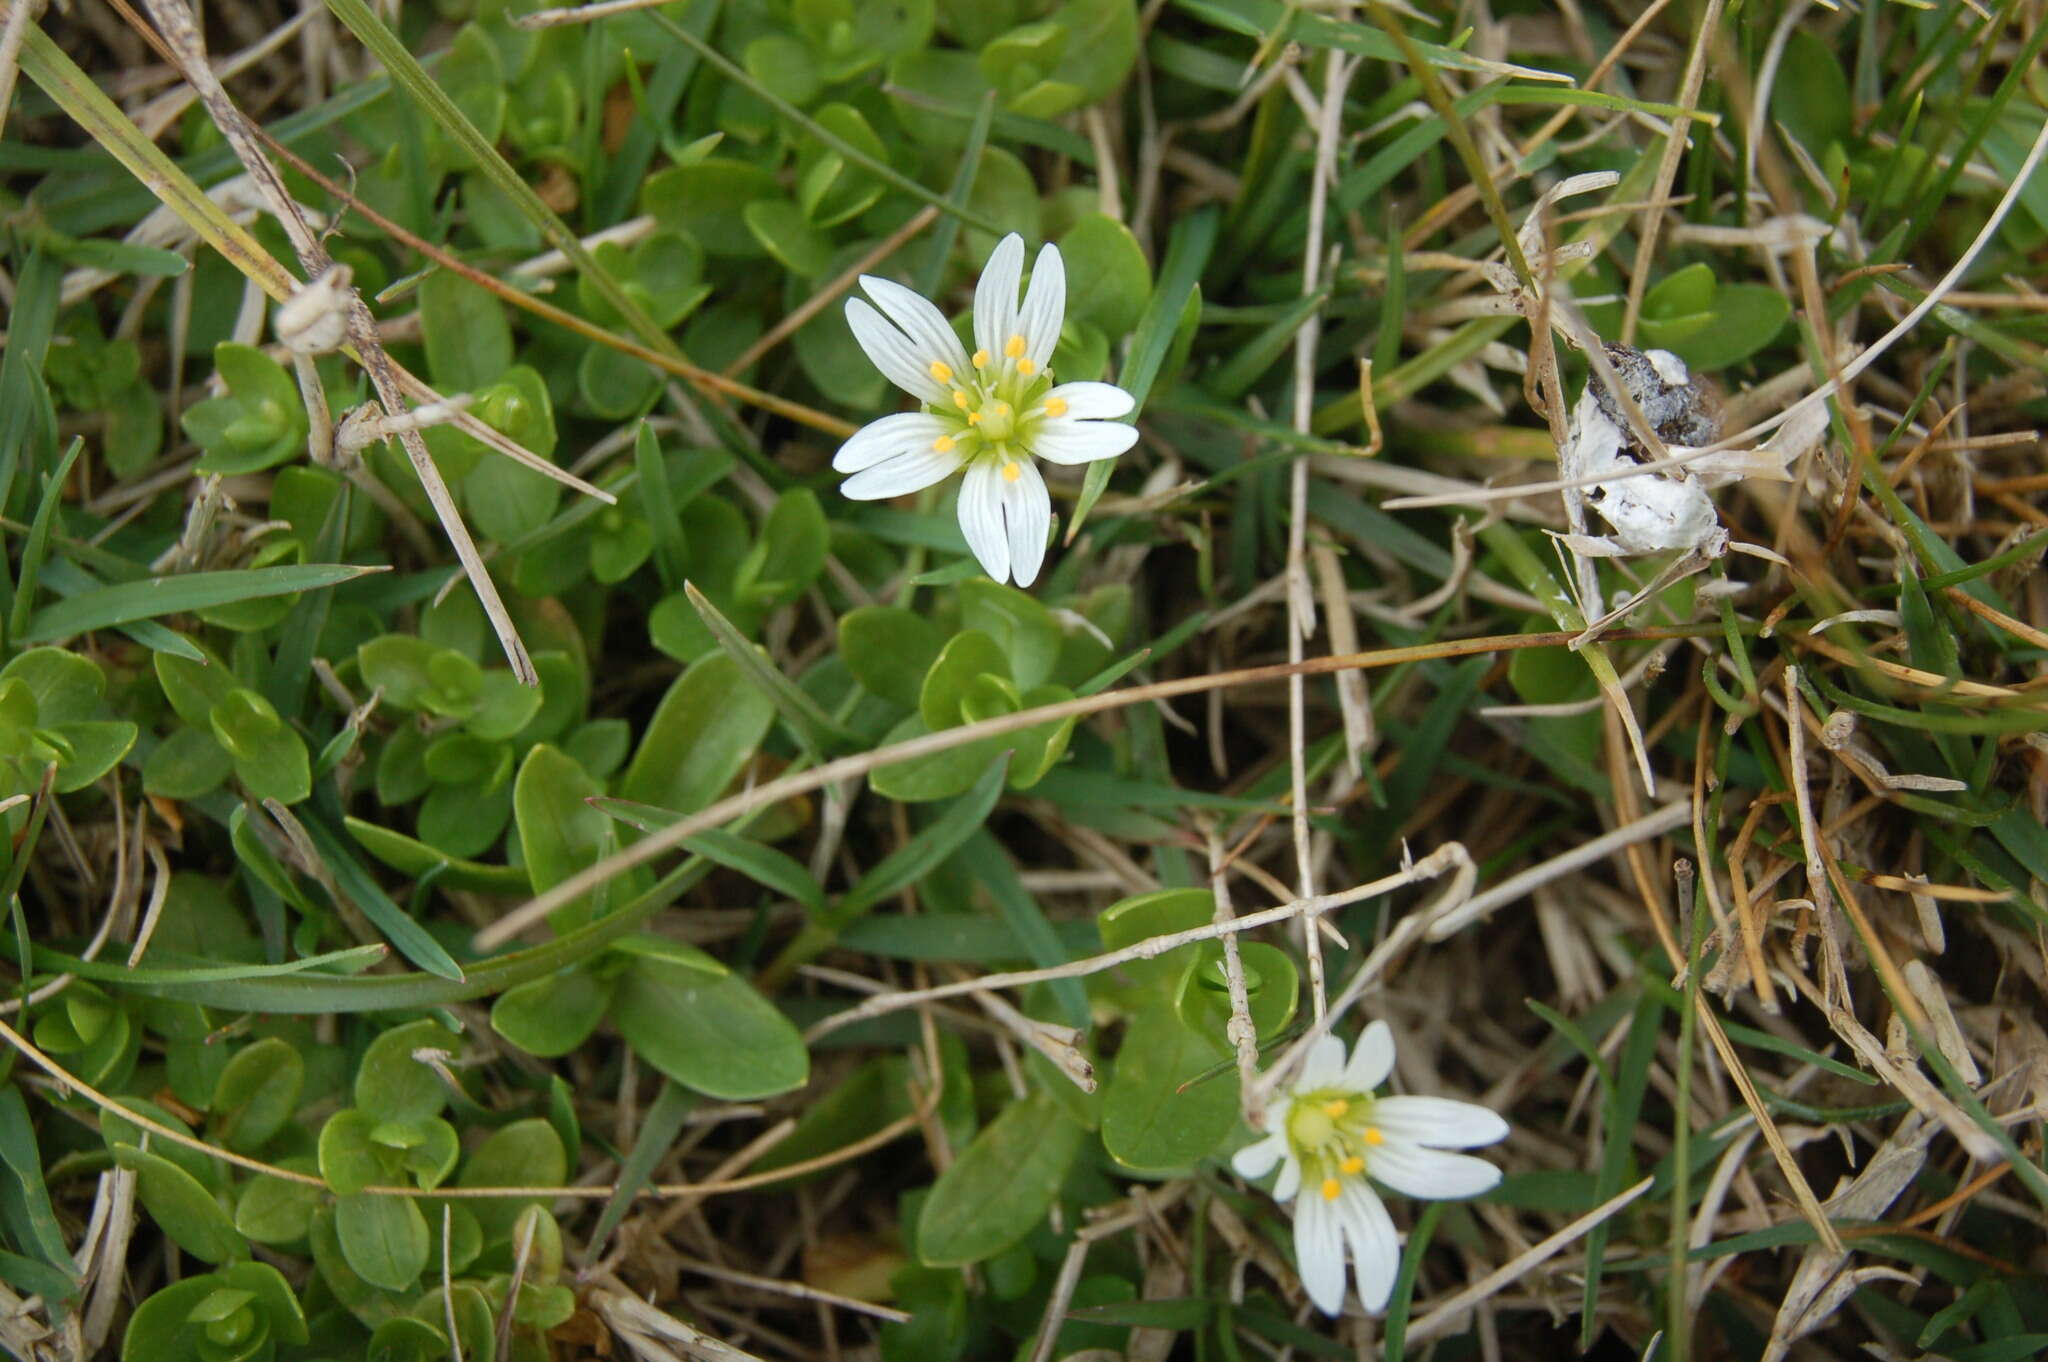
left=860, top=274, right=971, bottom=376
left=1292, top=1196, right=1348, bottom=1316
left=1031, top=420, right=1138, bottom=465
left=834, top=412, right=952, bottom=473
left=839, top=445, right=961, bottom=500
left=1341, top=1182, right=1401, bottom=1314
left=975, top=233, right=1025, bottom=361
left=957, top=459, right=1012, bottom=584
left=1045, top=380, right=1135, bottom=420
left=1372, top=1096, right=1510, bottom=1150
left=1231, top=1132, right=1288, bottom=1181
left=1003, top=457, right=1050, bottom=588
left=1273, top=1153, right=1302, bottom=1204
left=846, top=299, right=950, bottom=405
left=1368, top=1142, right=1502, bottom=1201
left=1018, top=242, right=1066, bottom=366
left=1343, top=1020, right=1396, bottom=1092
left=1298, top=1035, right=1347, bottom=1089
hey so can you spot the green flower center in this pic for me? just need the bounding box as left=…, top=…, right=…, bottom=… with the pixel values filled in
left=1286, top=1089, right=1387, bottom=1200
left=923, top=334, right=1057, bottom=464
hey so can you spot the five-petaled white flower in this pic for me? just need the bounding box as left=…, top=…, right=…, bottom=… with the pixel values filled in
left=833, top=233, right=1139, bottom=587
left=1232, top=1021, right=1509, bottom=1316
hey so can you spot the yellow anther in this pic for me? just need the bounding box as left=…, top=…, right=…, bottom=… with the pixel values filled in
left=1322, top=1099, right=1350, bottom=1119
left=995, top=402, right=1010, bottom=416
left=1363, top=1127, right=1384, bottom=1146
left=967, top=412, right=982, bottom=425
left=953, top=391, right=970, bottom=409
left=1004, top=334, right=1026, bottom=359
left=1001, top=461, right=1022, bottom=483
left=1017, top=357, right=1037, bottom=376
left=1043, top=397, right=1068, bottom=417
left=929, top=361, right=953, bottom=383
left=1320, top=1178, right=1341, bottom=1202
left=932, top=436, right=956, bottom=453
left=972, top=349, right=989, bottom=369
left=1340, top=1156, right=1365, bottom=1175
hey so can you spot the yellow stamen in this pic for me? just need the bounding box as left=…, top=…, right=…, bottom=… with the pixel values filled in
left=1043, top=397, right=1068, bottom=417
left=953, top=391, right=970, bottom=409
left=967, top=412, right=982, bottom=425
left=994, top=402, right=1010, bottom=416
left=1340, top=1156, right=1365, bottom=1175
left=1017, top=357, right=1037, bottom=376
left=1363, top=1128, right=1384, bottom=1146
left=929, top=361, right=953, bottom=383
left=1320, top=1178, right=1341, bottom=1202
left=1322, top=1099, right=1349, bottom=1118
left=972, top=349, right=989, bottom=369
left=932, top=436, right=955, bottom=453
left=1004, top=334, right=1025, bottom=359
left=1001, top=461, right=1022, bottom=483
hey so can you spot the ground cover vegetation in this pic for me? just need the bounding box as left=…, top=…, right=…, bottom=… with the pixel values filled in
left=1, top=0, right=2046, bottom=1359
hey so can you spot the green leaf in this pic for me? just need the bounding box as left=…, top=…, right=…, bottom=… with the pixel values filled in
left=838, top=757, right=1009, bottom=925
left=23, top=564, right=381, bottom=643
left=1, top=644, right=103, bottom=723
left=344, top=816, right=534, bottom=894
left=0, top=1085, right=74, bottom=1277
left=334, top=1191, right=428, bottom=1291
left=317, top=1109, right=382, bottom=1199
left=235, top=1170, right=323, bottom=1245
left=917, top=1090, right=1083, bottom=1266
left=490, top=968, right=613, bottom=1058
left=142, top=726, right=233, bottom=799
left=840, top=606, right=944, bottom=710
left=1101, top=1001, right=1236, bottom=1173
left=642, top=158, right=783, bottom=257
left=418, top=268, right=514, bottom=394
left=613, top=955, right=809, bottom=1099
left=210, top=1037, right=305, bottom=1154
left=919, top=629, right=1010, bottom=731
left=512, top=742, right=611, bottom=928
left=619, top=652, right=776, bottom=815
left=1057, top=213, right=1152, bottom=336
left=210, top=690, right=311, bottom=805
left=301, top=814, right=468, bottom=981
left=355, top=1018, right=459, bottom=1124
left=456, top=1117, right=567, bottom=1241
left=686, top=582, right=855, bottom=757
left=680, top=828, right=826, bottom=916
left=112, top=1144, right=243, bottom=1264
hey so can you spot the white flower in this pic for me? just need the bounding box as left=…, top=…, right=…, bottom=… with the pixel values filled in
left=833, top=234, right=1139, bottom=587
left=1231, top=1021, right=1508, bottom=1316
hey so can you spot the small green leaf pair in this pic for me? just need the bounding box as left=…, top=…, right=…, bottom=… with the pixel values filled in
left=149, top=647, right=309, bottom=806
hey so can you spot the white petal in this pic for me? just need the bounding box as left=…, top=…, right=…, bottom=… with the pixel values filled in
left=1340, top=1182, right=1401, bottom=1314
left=1373, top=1096, right=1510, bottom=1150
left=974, top=233, right=1024, bottom=361
left=1292, top=1195, right=1347, bottom=1316
left=859, top=274, right=972, bottom=378
left=1231, top=1132, right=1288, bottom=1181
left=1045, top=381, right=1135, bottom=420
left=834, top=413, right=954, bottom=473
left=956, top=458, right=1011, bottom=584
left=1273, top=1153, right=1302, bottom=1203
left=1343, top=1020, right=1396, bottom=1091
left=1018, top=242, right=1065, bottom=366
left=1368, top=1140, right=1502, bottom=1201
left=1002, top=457, right=1050, bottom=587
left=840, top=445, right=961, bottom=500
left=1297, top=1035, right=1346, bottom=1089
left=846, top=299, right=951, bottom=405
left=1031, top=419, right=1137, bottom=466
